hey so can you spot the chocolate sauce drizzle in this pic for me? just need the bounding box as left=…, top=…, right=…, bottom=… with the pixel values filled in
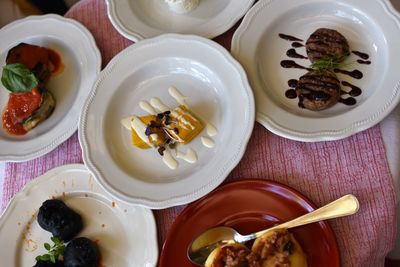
left=286, top=48, right=308, bottom=59
left=280, top=60, right=311, bottom=71
left=279, top=33, right=370, bottom=108
left=334, top=69, right=363, bottom=79
left=352, top=50, right=369, bottom=60
left=291, top=42, right=304, bottom=48
left=279, top=33, right=303, bottom=42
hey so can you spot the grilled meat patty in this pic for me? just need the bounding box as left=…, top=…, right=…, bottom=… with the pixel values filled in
left=296, top=69, right=341, bottom=111
left=305, top=28, right=350, bottom=63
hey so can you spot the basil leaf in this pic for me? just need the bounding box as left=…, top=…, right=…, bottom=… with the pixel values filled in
left=1, top=63, right=38, bottom=92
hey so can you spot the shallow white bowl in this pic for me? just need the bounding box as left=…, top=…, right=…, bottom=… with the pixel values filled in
left=0, top=15, right=101, bottom=161
left=79, top=34, right=254, bottom=209
left=106, top=0, right=255, bottom=41
left=232, top=0, right=400, bottom=141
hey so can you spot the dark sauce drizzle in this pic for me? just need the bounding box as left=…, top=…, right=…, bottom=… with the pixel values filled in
left=279, top=34, right=370, bottom=107
left=286, top=49, right=308, bottom=59
left=291, top=42, right=304, bottom=48
left=280, top=60, right=312, bottom=71
left=341, top=81, right=362, bottom=97
left=334, top=69, right=363, bottom=79
left=339, top=97, right=357, bottom=106
left=352, top=50, right=369, bottom=60
left=357, top=59, right=371, bottom=65
left=278, top=33, right=303, bottom=42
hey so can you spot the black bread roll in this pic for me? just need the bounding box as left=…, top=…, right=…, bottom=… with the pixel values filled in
left=64, top=237, right=100, bottom=267
left=37, top=199, right=83, bottom=242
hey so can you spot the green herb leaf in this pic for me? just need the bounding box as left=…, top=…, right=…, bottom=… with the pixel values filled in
left=44, top=243, right=51, bottom=250
left=1, top=63, right=38, bottom=92
left=35, top=236, right=65, bottom=263
left=310, top=56, right=342, bottom=70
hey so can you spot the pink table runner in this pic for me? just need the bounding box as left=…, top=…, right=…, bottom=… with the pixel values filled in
left=1, top=0, right=397, bottom=266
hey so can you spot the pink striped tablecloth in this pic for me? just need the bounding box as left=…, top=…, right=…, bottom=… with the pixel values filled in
left=1, top=0, right=397, bottom=266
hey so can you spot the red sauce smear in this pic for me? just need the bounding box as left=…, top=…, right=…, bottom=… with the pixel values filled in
left=3, top=88, right=42, bottom=135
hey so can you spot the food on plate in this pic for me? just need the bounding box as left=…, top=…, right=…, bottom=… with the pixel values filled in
left=33, top=260, right=64, bottom=267
left=305, top=28, right=350, bottom=63
left=295, top=69, right=341, bottom=111
left=205, top=243, right=251, bottom=267
left=205, top=229, right=307, bottom=267
left=34, top=199, right=102, bottom=267
left=64, top=237, right=100, bottom=267
left=128, top=106, right=204, bottom=149
left=279, top=28, right=371, bottom=110
left=121, top=86, right=217, bottom=170
left=34, top=236, right=65, bottom=267
left=37, top=199, right=83, bottom=242
left=1, top=43, right=62, bottom=135
left=164, top=0, right=199, bottom=14
left=252, top=229, right=307, bottom=267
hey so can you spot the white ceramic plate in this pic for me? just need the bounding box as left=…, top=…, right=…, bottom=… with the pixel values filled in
left=232, top=0, right=400, bottom=141
left=0, top=15, right=101, bottom=161
left=106, top=0, right=255, bottom=41
left=0, top=164, right=158, bottom=267
left=79, top=34, right=254, bottom=209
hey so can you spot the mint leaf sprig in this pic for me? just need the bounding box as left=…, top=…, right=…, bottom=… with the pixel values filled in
left=310, top=56, right=342, bottom=70
left=35, top=236, right=65, bottom=264
left=1, top=63, right=38, bottom=92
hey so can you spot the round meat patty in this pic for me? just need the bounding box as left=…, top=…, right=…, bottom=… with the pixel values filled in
left=305, top=28, right=350, bottom=63
left=296, top=69, right=341, bottom=111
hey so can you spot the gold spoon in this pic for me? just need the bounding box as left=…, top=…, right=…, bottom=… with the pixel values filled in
left=187, top=194, right=359, bottom=266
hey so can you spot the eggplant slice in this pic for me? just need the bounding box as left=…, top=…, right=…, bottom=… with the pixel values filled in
left=22, top=89, right=55, bottom=131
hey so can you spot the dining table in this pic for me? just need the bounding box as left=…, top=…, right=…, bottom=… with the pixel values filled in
left=1, top=0, right=400, bottom=266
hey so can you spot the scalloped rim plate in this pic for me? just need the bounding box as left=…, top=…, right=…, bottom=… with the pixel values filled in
left=0, top=15, right=101, bottom=161
left=79, top=34, right=255, bottom=209
left=106, top=0, right=255, bottom=41
left=232, top=0, right=400, bottom=141
left=0, top=164, right=158, bottom=267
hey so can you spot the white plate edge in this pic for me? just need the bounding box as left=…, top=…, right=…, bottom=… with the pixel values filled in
left=0, top=163, right=159, bottom=266
left=231, top=0, right=400, bottom=142
left=78, top=33, right=255, bottom=209
left=106, top=0, right=256, bottom=41
left=0, top=14, right=102, bottom=161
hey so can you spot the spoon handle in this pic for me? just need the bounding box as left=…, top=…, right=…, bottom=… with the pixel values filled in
left=243, top=194, right=359, bottom=242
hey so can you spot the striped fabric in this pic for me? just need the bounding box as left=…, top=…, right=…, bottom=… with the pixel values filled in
left=1, top=0, right=396, bottom=266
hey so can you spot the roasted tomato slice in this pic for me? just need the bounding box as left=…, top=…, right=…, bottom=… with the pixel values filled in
left=7, top=87, right=42, bottom=124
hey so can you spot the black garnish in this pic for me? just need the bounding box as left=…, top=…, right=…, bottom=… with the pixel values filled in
left=157, top=146, right=166, bottom=156
left=145, top=127, right=152, bottom=136
left=164, top=115, right=171, bottom=125
left=163, top=111, right=171, bottom=115
left=157, top=113, right=164, bottom=119
left=168, top=142, right=177, bottom=149
left=173, top=128, right=179, bottom=135
left=283, top=240, right=294, bottom=254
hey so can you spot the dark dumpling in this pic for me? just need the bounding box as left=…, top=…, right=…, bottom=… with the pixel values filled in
left=64, top=237, right=100, bottom=267
left=33, top=260, right=64, bottom=267
left=37, top=199, right=83, bottom=242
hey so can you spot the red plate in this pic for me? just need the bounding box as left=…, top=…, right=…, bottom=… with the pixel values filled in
left=159, top=179, right=340, bottom=266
